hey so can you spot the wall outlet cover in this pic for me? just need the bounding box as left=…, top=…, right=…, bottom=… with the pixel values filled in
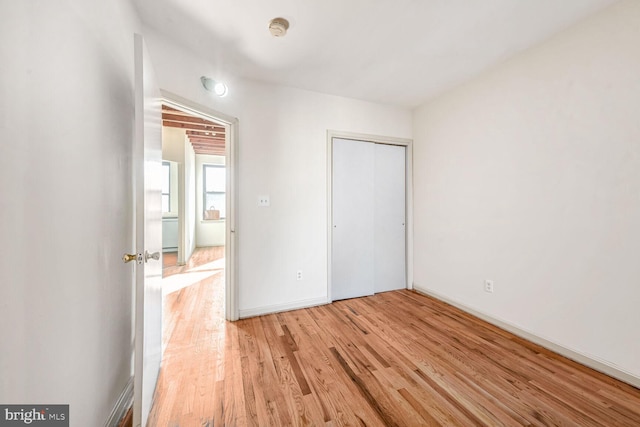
left=484, top=280, right=494, bottom=293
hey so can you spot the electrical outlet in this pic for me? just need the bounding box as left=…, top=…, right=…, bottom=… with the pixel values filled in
left=297, top=270, right=303, bottom=281
left=257, top=195, right=270, bottom=207
left=484, top=280, right=494, bottom=293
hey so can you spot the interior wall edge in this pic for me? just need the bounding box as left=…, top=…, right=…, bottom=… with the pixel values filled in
left=413, top=285, right=640, bottom=390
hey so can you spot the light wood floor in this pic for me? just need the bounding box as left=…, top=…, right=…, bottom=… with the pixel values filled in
left=162, top=247, right=225, bottom=278
left=148, top=249, right=640, bottom=426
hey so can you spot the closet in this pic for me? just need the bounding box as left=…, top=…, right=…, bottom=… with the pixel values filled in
left=331, top=137, right=406, bottom=300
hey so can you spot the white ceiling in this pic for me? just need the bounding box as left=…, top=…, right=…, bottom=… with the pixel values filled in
left=133, top=0, right=616, bottom=108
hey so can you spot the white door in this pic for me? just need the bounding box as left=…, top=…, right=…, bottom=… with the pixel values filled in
left=331, top=138, right=375, bottom=300
left=133, top=33, right=163, bottom=427
left=374, top=143, right=406, bottom=292
left=331, top=138, right=406, bottom=300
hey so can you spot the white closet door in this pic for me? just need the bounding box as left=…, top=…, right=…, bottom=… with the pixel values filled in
left=332, top=138, right=375, bottom=300
left=374, top=143, right=406, bottom=293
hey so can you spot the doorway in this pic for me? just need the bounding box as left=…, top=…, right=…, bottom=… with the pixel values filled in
left=147, top=92, right=238, bottom=423
left=160, top=91, right=238, bottom=321
left=329, top=132, right=413, bottom=301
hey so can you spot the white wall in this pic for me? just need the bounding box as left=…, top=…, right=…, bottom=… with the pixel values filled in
left=162, top=127, right=186, bottom=163
left=413, top=0, right=640, bottom=382
left=196, top=154, right=226, bottom=247
left=162, top=161, right=179, bottom=251
left=143, top=29, right=413, bottom=316
left=0, top=0, right=140, bottom=425
left=167, top=160, right=179, bottom=215
left=162, top=127, right=196, bottom=262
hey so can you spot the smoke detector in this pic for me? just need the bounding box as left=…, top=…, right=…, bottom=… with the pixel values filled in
left=269, top=17, right=289, bottom=37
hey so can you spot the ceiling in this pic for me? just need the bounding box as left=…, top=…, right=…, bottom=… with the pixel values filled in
left=162, top=105, right=226, bottom=155
left=135, top=0, right=616, bottom=108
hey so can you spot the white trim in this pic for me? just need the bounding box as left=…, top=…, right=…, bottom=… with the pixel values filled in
left=326, top=130, right=414, bottom=302
left=414, top=286, right=640, bottom=389
left=239, top=297, right=329, bottom=319
left=104, top=376, right=133, bottom=427
left=328, top=130, right=412, bottom=146
left=159, top=90, right=239, bottom=321
left=405, top=141, right=414, bottom=291
left=326, top=137, right=333, bottom=303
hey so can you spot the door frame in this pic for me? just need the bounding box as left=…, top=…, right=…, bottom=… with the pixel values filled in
left=327, top=130, right=413, bottom=303
left=161, top=90, right=239, bottom=321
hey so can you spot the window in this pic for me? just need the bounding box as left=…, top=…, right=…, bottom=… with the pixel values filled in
left=162, top=161, right=170, bottom=213
left=203, top=164, right=226, bottom=219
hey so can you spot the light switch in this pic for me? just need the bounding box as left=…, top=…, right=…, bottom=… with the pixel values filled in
left=258, top=195, right=270, bottom=207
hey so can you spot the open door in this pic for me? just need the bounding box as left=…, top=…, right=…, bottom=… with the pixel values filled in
left=133, top=33, right=163, bottom=427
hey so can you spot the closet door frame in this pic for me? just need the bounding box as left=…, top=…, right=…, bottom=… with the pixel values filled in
left=327, top=130, right=414, bottom=303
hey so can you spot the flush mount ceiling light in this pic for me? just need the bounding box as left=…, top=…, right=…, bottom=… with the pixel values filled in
left=268, top=17, right=289, bottom=37
left=201, top=76, right=228, bottom=97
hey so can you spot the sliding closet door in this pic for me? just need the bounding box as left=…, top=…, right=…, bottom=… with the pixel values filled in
left=331, top=138, right=375, bottom=300
left=374, top=143, right=406, bottom=292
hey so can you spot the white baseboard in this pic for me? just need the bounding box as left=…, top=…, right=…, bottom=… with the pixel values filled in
left=104, top=376, right=134, bottom=427
left=239, top=297, right=328, bottom=319
left=413, top=285, right=640, bottom=390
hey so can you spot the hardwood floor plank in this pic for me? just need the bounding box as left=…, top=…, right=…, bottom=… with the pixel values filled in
left=281, top=309, right=383, bottom=426
left=364, top=343, right=391, bottom=369
left=373, top=344, right=479, bottom=426
left=148, top=250, right=640, bottom=426
left=236, top=319, right=277, bottom=426
left=212, top=380, right=225, bottom=427
left=280, top=324, right=299, bottom=352
left=240, top=355, right=259, bottom=427
left=279, top=334, right=312, bottom=395
left=252, top=316, right=294, bottom=426
left=330, top=346, right=402, bottom=427
left=397, top=387, right=442, bottom=427
left=223, top=322, right=245, bottom=427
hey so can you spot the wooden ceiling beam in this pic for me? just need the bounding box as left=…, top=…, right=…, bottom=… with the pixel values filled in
left=162, top=105, right=226, bottom=157
left=187, top=135, right=225, bottom=141
left=162, top=105, right=181, bottom=112
left=163, top=121, right=222, bottom=133
left=188, top=136, right=225, bottom=142
left=163, top=120, right=225, bottom=132
left=161, top=105, right=209, bottom=118
left=188, top=137, right=225, bottom=144
left=186, top=130, right=223, bottom=138
left=161, top=105, right=225, bottom=127
left=162, top=113, right=224, bottom=128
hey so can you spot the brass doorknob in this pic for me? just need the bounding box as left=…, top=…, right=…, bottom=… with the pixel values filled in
left=123, top=253, right=138, bottom=263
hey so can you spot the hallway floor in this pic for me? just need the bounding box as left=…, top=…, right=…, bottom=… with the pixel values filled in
left=148, top=247, right=226, bottom=424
